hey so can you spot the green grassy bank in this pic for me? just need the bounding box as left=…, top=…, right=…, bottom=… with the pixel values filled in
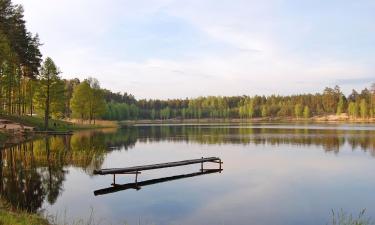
left=0, top=115, right=114, bottom=131
left=0, top=198, right=49, bottom=225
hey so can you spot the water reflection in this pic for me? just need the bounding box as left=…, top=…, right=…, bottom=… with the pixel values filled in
left=94, top=169, right=223, bottom=196
left=135, top=125, right=375, bottom=154
left=0, top=128, right=137, bottom=212
left=0, top=124, right=375, bottom=213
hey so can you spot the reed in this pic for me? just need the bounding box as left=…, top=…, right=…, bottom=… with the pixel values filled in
left=328, top=209, right=374, bottom=225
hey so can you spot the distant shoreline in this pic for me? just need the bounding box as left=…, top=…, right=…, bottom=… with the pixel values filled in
left=120, top=115, right=375, bottom=126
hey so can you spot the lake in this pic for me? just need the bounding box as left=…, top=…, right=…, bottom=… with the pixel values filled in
left=1, top=123, right=375, bottom=225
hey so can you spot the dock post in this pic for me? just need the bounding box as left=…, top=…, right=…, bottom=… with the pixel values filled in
left=135, top=171, right=139, bottom=183
left=113, top=174, right=116, bottom=185
left=201, top=157, right=204, bottom=172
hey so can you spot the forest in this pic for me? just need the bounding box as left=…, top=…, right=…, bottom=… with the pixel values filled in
left=1, top=0, right=375, bottom=126
left=102, top=85, right=375, bottom=121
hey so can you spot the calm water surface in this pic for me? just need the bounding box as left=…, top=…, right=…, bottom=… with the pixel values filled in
left=1, top=123, right=375, bottom=225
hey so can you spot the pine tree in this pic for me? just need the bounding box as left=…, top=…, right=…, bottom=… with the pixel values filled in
left=294, top=104, right=303, bottom=118
left=34, top=57, right=63, bottom=130
left=336, top=95, right=345, bottom=115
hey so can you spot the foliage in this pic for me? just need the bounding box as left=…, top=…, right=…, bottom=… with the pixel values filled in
left=34, top=58, right=65, bottom=129
left=359, top=99, right=368, bottom=119
left=70, top=79, right=106, bottom=123
left=0, top=0, right=42, bottom=115
left=70, top=81, right=91, bottom=121
left=303, top=106, right=310, bottom=118
left=294, top=104, right=303, bottom=118
left=101, top=84, right=375, bottom=121
left=337, top=95, right=346, bottom=115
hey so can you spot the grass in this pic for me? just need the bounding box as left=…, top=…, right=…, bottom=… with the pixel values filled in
left=0, top=198, right=49, bottom=225
left=45, top=208, right=104, bottom=225
left=0, top=211, right=49, bottom=225
left=0, top=114, right=111, bottom=131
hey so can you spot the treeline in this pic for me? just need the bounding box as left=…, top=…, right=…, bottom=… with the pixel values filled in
left=103, top=85, right=375, bottom=120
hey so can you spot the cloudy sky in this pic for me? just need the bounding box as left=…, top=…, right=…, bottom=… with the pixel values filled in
left=14, top=0, right=375, bottom=99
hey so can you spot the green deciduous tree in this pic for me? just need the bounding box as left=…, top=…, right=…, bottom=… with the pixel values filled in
left=348, top=102, right=359, bottom=118
left=70, top=78, right=106, bottom=123
left=359, top=99, right=368, bottom=119
left=87, top=78, right=106, bottom=124
left=70, top=81, right=90, bottom=121
left=303, top=106, right=310, bottom=119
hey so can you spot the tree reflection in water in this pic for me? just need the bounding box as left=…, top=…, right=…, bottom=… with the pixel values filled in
left=0, top=128, right=138, bottom=212
left=135, top=125, right=375, bottom=155
left=1, top=124, right=375, bottom=212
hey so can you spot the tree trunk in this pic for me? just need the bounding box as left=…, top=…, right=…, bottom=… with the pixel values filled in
left=30, top=93, right=33, bottom=117
left=44, top=77, right=50, bottom=131
left=17, top=71, right=21, bottom=115
left=7, top=71, right=12, bottom=115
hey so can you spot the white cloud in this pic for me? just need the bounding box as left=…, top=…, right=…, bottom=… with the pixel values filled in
left=13, top=0, right=375, bottom=99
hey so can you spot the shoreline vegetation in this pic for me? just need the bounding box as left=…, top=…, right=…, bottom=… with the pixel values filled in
left=121, top=114, right=375, bottom=125
left=0, top=198, right=49, bottom=225
left=0, top=115, right=117, bottom=148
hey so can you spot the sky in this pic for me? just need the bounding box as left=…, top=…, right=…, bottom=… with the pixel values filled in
left=13, top=0, right=375, bottom=99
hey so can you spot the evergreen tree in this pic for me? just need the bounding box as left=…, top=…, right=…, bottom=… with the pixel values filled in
left=336, top=95, right=345, bottom=115
left=294, top=104, right=303, bottom=118
left=34, top=57, right=64, bottom=130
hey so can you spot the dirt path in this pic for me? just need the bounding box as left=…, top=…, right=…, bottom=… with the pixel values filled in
left=0, top=119, right=35, bottom=133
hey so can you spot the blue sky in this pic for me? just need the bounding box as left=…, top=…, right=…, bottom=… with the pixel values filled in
left=14, top=0, right=375, bottom=99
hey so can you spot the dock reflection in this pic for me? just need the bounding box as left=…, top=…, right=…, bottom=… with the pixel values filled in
left=94, top=169, right=223, bottom=196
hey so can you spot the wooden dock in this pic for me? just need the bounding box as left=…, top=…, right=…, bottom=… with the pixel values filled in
left=93, top=157, right=223, bottom=186
left=94, top=157, right=222, bottom=175
left=32, top=130, right=73, bottom=135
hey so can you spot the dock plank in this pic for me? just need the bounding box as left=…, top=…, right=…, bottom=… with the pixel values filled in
left=94, top=169, right=222, bottom=195
left=93, top=157, right=221, bottom=175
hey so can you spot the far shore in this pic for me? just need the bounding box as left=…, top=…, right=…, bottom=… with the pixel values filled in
left=120, top=115, right=375, bottom=126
